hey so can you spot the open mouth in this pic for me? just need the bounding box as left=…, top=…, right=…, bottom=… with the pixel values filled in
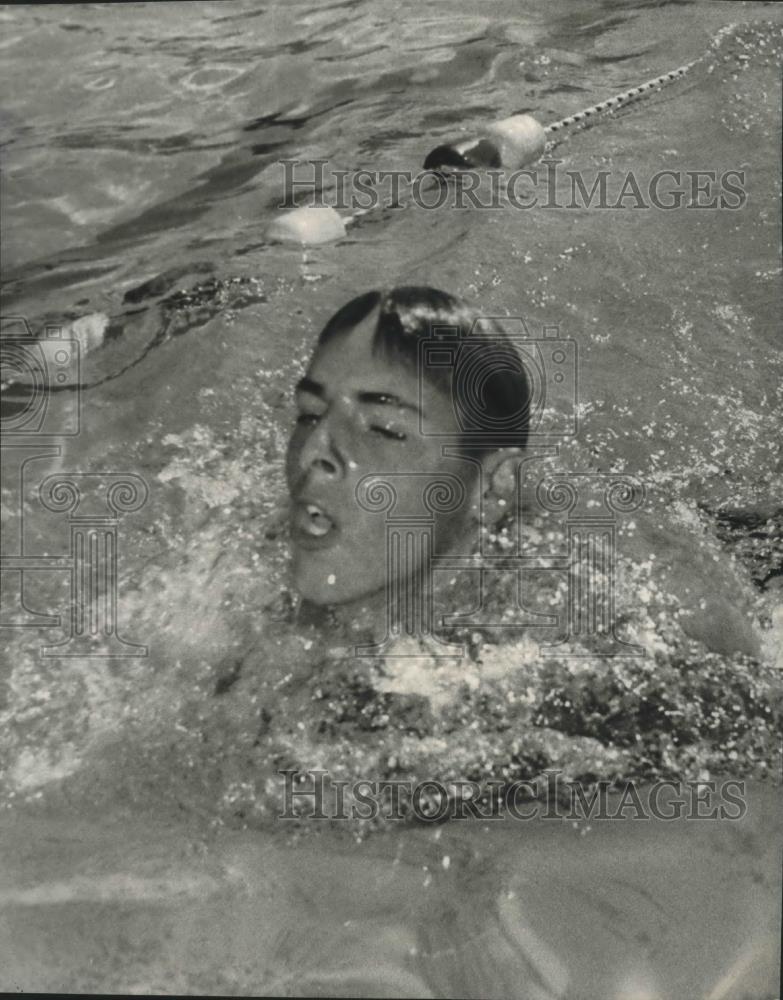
left=291, top=500, right=338, bottom=548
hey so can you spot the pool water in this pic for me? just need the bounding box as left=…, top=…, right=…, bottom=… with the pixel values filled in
left=1, top=787, right=780, bottom=997
left=1, top=1, right=781, bottom=996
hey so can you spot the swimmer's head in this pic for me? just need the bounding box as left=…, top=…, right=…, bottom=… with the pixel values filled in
left=285, top=287, right=531, bottom=606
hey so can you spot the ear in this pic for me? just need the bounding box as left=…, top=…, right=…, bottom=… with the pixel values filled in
left=481, top=447, right=525, bottom=498
left=461, top=448, right=523, bottom=518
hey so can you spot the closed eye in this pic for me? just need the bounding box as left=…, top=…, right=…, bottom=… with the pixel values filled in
left=370, top=424, right=407, bottom=441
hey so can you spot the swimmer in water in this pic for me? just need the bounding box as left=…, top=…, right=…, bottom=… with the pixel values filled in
left=286, top=286, right=530, bottom=619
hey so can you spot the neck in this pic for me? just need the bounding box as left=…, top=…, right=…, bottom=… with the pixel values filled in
left=297, top=518, right=481, bottom=647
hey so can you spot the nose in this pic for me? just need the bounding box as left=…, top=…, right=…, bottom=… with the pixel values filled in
left=297, top=414, right=344, bottom=481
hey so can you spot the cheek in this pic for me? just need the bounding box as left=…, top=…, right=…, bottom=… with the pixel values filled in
left=339, top=509, right=388, bottom=563
left=285, top=429, right=304, bottom=487
left=433, top=504, right=476, bottom=553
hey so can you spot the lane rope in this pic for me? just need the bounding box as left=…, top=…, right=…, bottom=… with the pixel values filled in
left=343, top=58, right=700, bottom=230
left=543, top=60, right=697, bottom=136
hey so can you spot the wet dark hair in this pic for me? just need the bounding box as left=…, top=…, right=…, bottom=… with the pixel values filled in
left=317, top=286, right=531, bottom=453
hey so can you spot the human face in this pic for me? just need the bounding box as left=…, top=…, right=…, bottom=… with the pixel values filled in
left=285, top=312, right=479, bottom=606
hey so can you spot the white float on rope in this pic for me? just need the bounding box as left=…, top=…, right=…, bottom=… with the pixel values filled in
left=265, top=205, right=347, bottom=245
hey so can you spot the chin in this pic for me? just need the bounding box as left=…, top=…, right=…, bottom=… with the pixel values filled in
left=295, top=581, right=365, bottom=607
left=296, top=581, right=341, bottom=605
left=290, top=555, right=362, bottom=606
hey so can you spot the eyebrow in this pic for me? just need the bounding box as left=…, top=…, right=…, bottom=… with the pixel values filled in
left=357, top=391, right=420, bottom=414
left=295, top=378, right=421, bottom=414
